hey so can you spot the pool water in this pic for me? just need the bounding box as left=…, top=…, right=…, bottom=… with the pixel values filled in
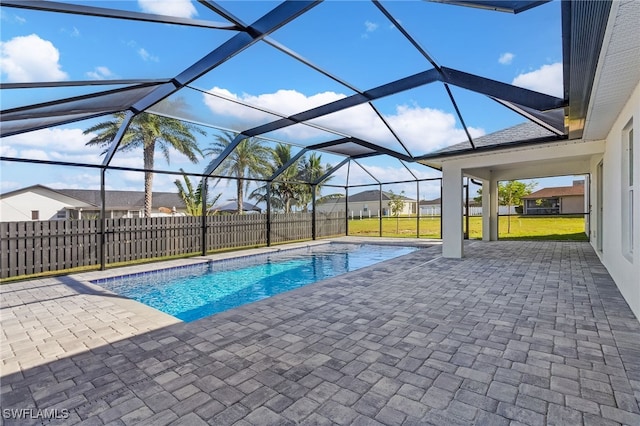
left=94, top=243, right=418, bottom=322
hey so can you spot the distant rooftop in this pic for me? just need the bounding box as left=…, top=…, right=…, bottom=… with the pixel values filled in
left=523, top=180, right=585, bottom=199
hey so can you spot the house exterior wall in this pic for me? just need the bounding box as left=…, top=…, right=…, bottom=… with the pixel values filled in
left=0, top=188, right=188, bottom=222
left=0, top=190, right=87, bottom=222
left=591, top=80, right=640, bottom=319
left=560, top=195, right=585, bottom=214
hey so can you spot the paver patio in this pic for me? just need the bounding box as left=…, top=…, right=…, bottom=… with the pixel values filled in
left=1, top=239, right=639, bottom=425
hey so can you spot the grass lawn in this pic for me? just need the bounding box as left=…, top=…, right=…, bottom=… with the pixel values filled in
left=347, top=215, right=588, bottom=241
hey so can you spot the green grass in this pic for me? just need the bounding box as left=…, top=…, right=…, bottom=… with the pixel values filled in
left=347, top=215, right=588, bottom=241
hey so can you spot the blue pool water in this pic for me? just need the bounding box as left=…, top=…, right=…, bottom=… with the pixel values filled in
left=94, top=243, right=418, bottom=322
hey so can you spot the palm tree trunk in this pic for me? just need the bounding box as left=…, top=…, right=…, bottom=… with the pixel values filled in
left=237, top=179, right=243, bottom=214
left=143, top=142, right=155, bottom=218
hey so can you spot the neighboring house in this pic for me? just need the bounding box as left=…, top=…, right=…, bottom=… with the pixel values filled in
left=0, top=185, right=187, bottom=222
left=317, top=189, right=416, bottom=217
left=419, top=198, right=442, bottom=216
left=522, top=180, right=586, bottom=215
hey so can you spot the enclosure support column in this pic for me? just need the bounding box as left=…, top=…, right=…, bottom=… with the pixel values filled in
left=311, top=184, right=317, bottom=240
left=201, top=178, right=208, bottom=256
left=100, top=168, right=107, bottom=271
left=416, top=181, right=420, bottom=238
left=266, top=183, right=272, bottom=246
left=442, top=165, right=464, bottom=258
left=464, top=178, right=470, bottom=239
left=439, top=181, right=443, bottom=239
left=490, top=177, right=499, bottom=240
left=379, top=184, right=383, bottom=237
left=481, top=179, right=491, bottom=241
left=345, top=186, right=349, bottom=236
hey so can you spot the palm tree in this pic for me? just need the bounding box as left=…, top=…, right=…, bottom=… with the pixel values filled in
left=298, top=153, right=337, bottom=212
left=174, top=169, right=221, bottom=216
left=205, top=131, right=271, bottom=214
left=84, top=112, right=204, bottom=217
left=251, top=143, right=302, bottom=213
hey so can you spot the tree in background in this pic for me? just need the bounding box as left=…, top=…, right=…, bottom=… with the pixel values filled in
left=206, top=132, right=271, bottom=214
left=85, top=112, right=204, bottom=217
left=271, top=144, right=302, bottom=213
left=174, top=169, right=221, bottom=216
left=388, top=190, right=406, bottom=234
left=297, top=153, right=338, bottom=212
left=498, top=180, right=536, bottom=233
left=251, top=149, right=338, bottom=213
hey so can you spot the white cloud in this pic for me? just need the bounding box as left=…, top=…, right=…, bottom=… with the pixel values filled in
left=2, top=128, right=106, bottom=163
left=0, top=34, right=68, bottom=82
left=365, top=20, right=378, bottom=32
left=0, top=145, right=18, bottom=157
left=61, top=26, right=80, bottom=37
left=362, top=20, right=379, bottom=39
left=5, top=128, right=97, bottom=152
left=385, top=104, right=485, bottom=153
left=498, top=52, right=514, bottom=65
left=19, top=149, right=50, bottom=161
left=86, top=66, right=114, bottom=80
left=512, top=62, right=563, bottom=97
left=138, top=0, right=197, bottom=18
left=138, top=48, right=159, bottom=62
left=202, top=88, right=484, bottom=155
left=0, top=10, right=26, bottom=24
left=203, top=87, right=347, bottom=140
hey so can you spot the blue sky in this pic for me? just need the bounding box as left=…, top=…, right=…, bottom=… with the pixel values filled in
left=0, top=0, right=581, bottom=204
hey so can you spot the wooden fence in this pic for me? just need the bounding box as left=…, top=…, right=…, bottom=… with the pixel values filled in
left=0, top=212, right=346, bottom=279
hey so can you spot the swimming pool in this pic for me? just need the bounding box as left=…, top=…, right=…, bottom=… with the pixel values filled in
left=93, top=243, right=418, bottom=322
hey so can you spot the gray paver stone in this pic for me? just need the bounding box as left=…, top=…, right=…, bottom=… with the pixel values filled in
left=244, top=407, right=293, bottom=426
left=547, top=404, right=583, bottom=426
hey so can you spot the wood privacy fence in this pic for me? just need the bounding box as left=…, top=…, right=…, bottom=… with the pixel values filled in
left=0, top=211, right=346, bottom=279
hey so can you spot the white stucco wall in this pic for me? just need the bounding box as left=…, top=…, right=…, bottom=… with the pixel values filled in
left=0, top=189, right=87, bottom=222
left=591, top=80, right=640, bottom=319
left=560, top=195, right=585, bottom=214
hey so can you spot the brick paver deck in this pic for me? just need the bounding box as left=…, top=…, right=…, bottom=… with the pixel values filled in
left=1, top=240, right=639, bottom=425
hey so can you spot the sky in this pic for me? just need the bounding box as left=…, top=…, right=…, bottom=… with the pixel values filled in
left=0, top=0, right=583, bottom=206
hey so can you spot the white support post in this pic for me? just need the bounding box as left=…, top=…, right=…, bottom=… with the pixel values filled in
left=442, top=165, right=464, bottom=258
left=482, top=179, right=491, bottom=241
left=490, top=177, right=499, bottom=241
